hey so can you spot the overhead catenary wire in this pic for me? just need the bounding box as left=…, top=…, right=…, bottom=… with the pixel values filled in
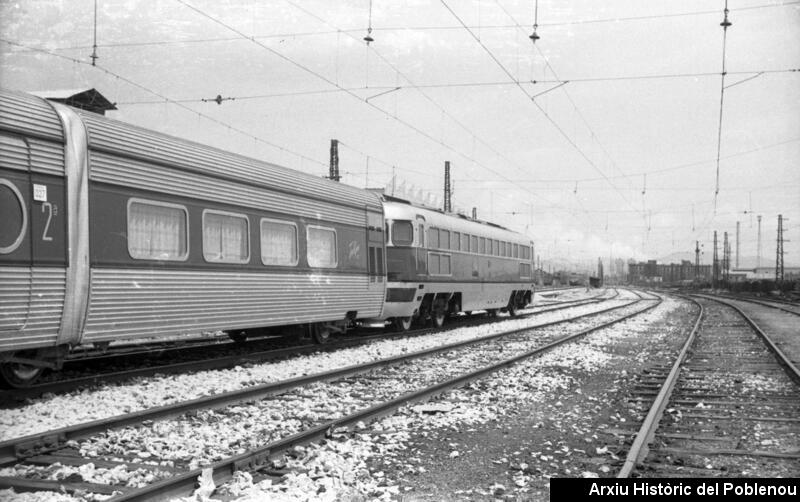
left=27, top=0, right=798, bottom=54
left=0, top=38, right=329, bottom=171
left=714, top=0, right=733, bottom=211
left=279, top=0, right=583, bottom=222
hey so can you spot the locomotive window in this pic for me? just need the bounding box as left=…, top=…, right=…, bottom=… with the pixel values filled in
left=462, top=233, right=470, bottom=252
left=392, top=221, right=413, bottom=246
left=428, top=252, right=451, bottom=276
left=203, top=210, right=249, bottom=264
left=453, top=232, right=461, bottom=251
left=494, top=240, right=500, bottom=256
left=479, top=237, right=486, bottom=254
left=261, top=219, right=298, bottom=266
left=520, top=262, right=531, bottom=278
left=128, top=199, right=188, bottom=261
left=418, top=224, right=425, bottom=247
left=440, top=230, right=450, bottom=250
left=471, top=235, right=478, bottom=254
left=513, top=244, right=519, bottom=258
left=307, top=226, right=337, bottom=268
left=429, top=227, right=439, bottom=249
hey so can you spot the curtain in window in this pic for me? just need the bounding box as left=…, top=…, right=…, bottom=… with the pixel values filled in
left=308, top=227, right=336, bottom=268
left=261, top=220, right=297, bottom=265
left=129, top=202, right=187, bottom=260
left=203, top=212, right=248, bottom=262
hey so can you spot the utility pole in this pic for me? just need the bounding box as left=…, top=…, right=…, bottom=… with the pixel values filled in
left=712, top=231, right=719, bottom=289
left=695, top=240, right=700, bottom=281
left=776, top=214, right=784, bottom=283
left=443, top=161, right=451, bottom=212
left=757, top=215, right=762, bottom=269
left=328, top=139, right=340, bottom=182
left=735, top=221, right=740, bottom=268
left=723, top=231, right=729, bottom=285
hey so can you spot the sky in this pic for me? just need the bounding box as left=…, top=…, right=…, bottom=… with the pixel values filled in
left=1, top=0, right=798, bottom=272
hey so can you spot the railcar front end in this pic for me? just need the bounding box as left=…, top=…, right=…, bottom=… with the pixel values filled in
left=380, top=198, right=534, bottom=330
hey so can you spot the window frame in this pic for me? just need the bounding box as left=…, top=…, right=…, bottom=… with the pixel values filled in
left=391, top=220, right=414, bottom=246
left=201, top=209, right=250, bottom=264
left=260, top=217, right=299, bottom=267
left=127, top=198, right=189, bottom=262
left=427, top=251, right=452, bottom=276
left=306, top=224, right=338, bottom=268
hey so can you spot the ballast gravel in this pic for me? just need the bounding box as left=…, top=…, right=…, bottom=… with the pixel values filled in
left=0, top=289, right=628, bottom=441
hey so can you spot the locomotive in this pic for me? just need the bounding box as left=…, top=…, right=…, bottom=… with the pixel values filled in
left=0, top=88, right=534, bottom=387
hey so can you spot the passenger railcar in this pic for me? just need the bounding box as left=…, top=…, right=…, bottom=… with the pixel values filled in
left=0, top=88, right=386, bottom=386
left=380, top=197, right=534, bottom=330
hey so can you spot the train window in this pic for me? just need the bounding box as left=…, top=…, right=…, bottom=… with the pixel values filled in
left=453, top=232, right=461, bottom=251
left=513, top=244, right=519, bottom=258
left=418, top=224, right=425, bottom=247
left=479, top=237, right=486, bottom=254
left=494, top=240, right=500, bottom=256
left=429, top=227, right=439, bottom=248
left=261, top=219, right=298, bottom=266
left=471, top=235, right=478, bottom=254
left=462, top=233, right=470, bottom=252
left=428, top=252, right=451, bottom=275
left=128, top=199, right=188, bottom=261
left=307, top=225, right=337, bottom=268
left=440, top=254, right=451, bottom=274
left=203, top=210, right=249, bottom=264
left=440, top=229, right=450, bottom=249
left=392, top=221, right=413, bottom=246
left=520, top=262, right=531, bottom=278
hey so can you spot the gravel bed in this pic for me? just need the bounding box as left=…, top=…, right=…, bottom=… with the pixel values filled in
left=0, top=290, right=630, bottom=441
left=193, top=295, right=691, bottom=501
left=1, top=295, right=647, bottom=493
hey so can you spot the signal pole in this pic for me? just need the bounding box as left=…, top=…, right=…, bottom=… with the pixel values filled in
left=757, top=215, right=762, bottom=268
left=713, top=231, right=719, bottom=289
left=735, top=221, right=740, bottom=268
left=695, top=240, right=700, bottom=281
left=723, top=231, right=729, bottom=284
left=329, top=139, right=340, bottom=182
left=776, top=214, right=784, bottom=283
left=443, top=161, right=452, bottom=212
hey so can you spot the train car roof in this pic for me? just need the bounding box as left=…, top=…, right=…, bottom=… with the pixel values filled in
left=382, top=197, right=532, bottom=244
left=1, top=88, right=382, bottom=212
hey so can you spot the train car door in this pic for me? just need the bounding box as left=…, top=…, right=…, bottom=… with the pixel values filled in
left=0, top=133, right=32, bottom=333
left=366, top=209, right=385, bottom=295
left=415, top=215, right=427, bottom=275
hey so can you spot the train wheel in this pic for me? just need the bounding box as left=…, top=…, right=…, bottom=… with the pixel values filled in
left=393, top=317, right=413, bottom=332
left=227, top=330, right=248, bottom=343
left=507, top=303, right=518, bottom=317
left=0, top=352, right=45, bottom=388
left=431, top=309, right=446, bottom=328
left=487, top=309, right=498, bottom=318
left=308, top=323, right=331, bottom=344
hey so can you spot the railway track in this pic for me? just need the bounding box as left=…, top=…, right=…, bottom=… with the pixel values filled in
left=0, top=290, right=655, bottom=500
left=705, top=293, right=800, bottom=317
left=619, top=295, right=800, bottom=478
left=0, top=288, right=613, bottom=403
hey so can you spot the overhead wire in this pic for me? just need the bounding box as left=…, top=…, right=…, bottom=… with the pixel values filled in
left=279, top=0, right=579, bottom=220
left=26, top=1, right=798, bottom=53
left=0, top=38, right=329, bottom=170
left=439, top=0, right=628, bottom=231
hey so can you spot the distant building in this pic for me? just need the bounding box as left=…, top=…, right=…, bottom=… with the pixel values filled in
left=628, top=259, right=711, bottom=286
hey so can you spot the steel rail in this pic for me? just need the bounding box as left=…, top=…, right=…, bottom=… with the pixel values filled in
left=696, top=295, right=800, bottom=385
left=702, top=292, right=800, bottom=316
left=0, top=289, right=628, bottom=466
left=0, top=289, right=615, bottom=401
left=115, top=295, right=662, bottom=501
left=617, top=295, right=704, bottom=478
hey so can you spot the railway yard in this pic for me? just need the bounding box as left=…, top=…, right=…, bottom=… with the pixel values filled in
left=0, top=288, right=796, bottom=501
